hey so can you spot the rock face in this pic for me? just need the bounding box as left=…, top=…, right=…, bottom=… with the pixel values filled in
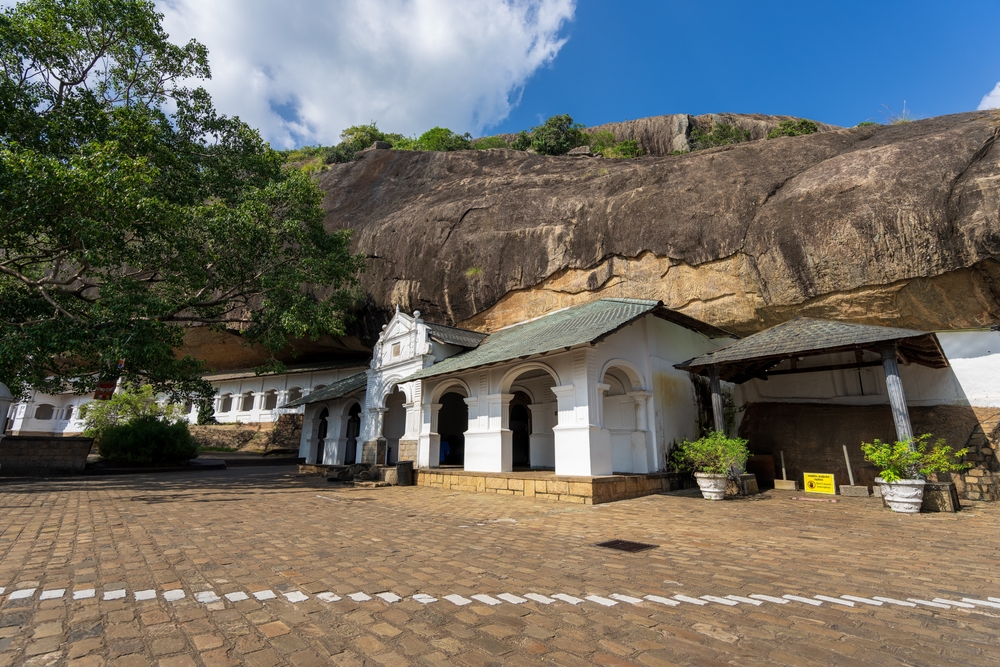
left=182, top=112, right=1000, bottom=368
left=317, top=111, right=1000, bottom=338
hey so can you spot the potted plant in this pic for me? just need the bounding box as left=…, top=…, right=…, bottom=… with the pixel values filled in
left=672, top=431, right=750, bottom=500
left=861, top=434, right=969, bottom=513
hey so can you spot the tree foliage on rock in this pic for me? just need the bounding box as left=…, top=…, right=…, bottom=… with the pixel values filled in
left=0, top=0, right=362, bottom=400
left=688, top=122, right=752, bottom=151
left=511, top=114, right=589, bottom=155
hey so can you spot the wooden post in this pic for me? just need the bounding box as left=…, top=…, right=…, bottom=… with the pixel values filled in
left=708, top=366, right=725, bottom=434
left=879, top=344, right=914, bottom=447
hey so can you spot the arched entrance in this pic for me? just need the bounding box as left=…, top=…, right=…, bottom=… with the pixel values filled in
left=509, top=391, right=532, bottom=468
left=314, top=407, right=329, bottom=464
left=601, top=363, right=650, bottom=473
left=437, top=392, right=468, bottom=466
left=344, top=403, right=361, bottom=465
left=383, top=387, right=406, bottom=465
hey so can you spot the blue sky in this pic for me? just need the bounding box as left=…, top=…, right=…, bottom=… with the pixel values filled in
left=149, top=0, right=1000, bottom=146
left=493, top=0, right=1000, bottom=133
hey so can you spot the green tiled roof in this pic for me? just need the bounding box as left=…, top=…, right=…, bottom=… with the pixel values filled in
left=675, top=317, right=948, bottom=384
left=425, top=322, right=487, bottom=348
left=405, top=298, right=720, bottom=382
left=281, top=371, right=368, bottom=408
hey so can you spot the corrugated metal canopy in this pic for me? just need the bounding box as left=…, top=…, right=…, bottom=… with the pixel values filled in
left=675, top=317, right=949, bottom=384
left=404, top=298, right=730, bottom=383
left=281, top=372, right=368, bottom=408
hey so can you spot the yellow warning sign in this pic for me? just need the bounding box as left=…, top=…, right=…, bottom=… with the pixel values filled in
left=803, top=473, right=836, bottom=494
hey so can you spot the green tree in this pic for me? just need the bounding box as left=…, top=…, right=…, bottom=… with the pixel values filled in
left=78, top=384, right=184, bottom=438
left=766, top=119, right=819, bottom=139
left=0, top=0, right=363, bottom=400
left=415, top=127, right=472, bottom=151
left=524, top=114, right=588, bottom=155
left=689, top=122, right=752, bottom=151
left=472, top=136, right=509, bottom=150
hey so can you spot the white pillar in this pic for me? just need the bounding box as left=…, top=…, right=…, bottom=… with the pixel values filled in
left=464, top=393, right=513, bottom=473
left=629, top=390, right=654, bottom=474
left=417, top=403, right=442, bottom=468
left=709, top=366, right=725, bottom=433
left=552, top=383, right=612, bottom=477
left=880, top=344, right=914, bottom=445
left=528, top=401, right=555, bottom=469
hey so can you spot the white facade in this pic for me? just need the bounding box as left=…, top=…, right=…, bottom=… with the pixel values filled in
left=287, top=305, right=728, bottom=476
left=735, top=330, right=1000, bottom=410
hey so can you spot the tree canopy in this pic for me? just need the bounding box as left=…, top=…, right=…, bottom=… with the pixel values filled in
left=0, top=0, right=363, bottom=400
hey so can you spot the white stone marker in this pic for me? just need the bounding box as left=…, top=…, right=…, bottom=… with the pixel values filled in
left=841, top=595, right=882, bottom=606
left=376, top=593, right=401, bottom=603
left=283, top=591, right=309, bottom=603
left=103, top=589, right=125, bottom=601
left=749, top=594, right=788, bottom=604
left=470, top=594, right=503, bottom=606
left=73, top=589, right=96, bottom=600
left=610, top=594, right=643, bottom=605
left=444, top=594, right=472, bottom=606
left=725, top=595, right=763, bottom=606
left=551, top=594, right=584, bottom=605
left=225, top=592, right=249, bottom=602
left=815, top=595, right=853, bottom=607
left=195, top=591, right=220, bottom=603
left=701, top=595, right=738, bottom=606
left=585, top=595, right=617, bottom=607
left=134, top=590, right=156, bottom=601
left=782, top=595, right=822, bottom=606
left=9, top=588, right=36, bottom=600
left=163, top=590, right=186, bottom=602
left=316, top=593, right=341, bottom=603
left=524, top=593, right=555, bottom=605
left=39, top=589, right=65, bottom=600
left=412, top=594, right=437, bottom=604
left=253, top=590, right=277, bottom=601
left=673, top=595, right=707, bottom=605
left=644, top=595, right=680, bottom=607
left=348, top=592, right=372, bottom=602
left=498, top=594, right=526, bottom=604
left=907, top=598, right=950, bottom=609
left=871, top=596, right=915, bottom=607
left=962, top=598, right=1000, bottom=608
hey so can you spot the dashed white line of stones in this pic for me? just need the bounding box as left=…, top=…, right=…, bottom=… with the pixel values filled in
left=2, top=585, right=999, bottom=613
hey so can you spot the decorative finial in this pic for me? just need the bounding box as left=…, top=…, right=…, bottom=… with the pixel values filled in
left=413, top=310, right=421, bottom=319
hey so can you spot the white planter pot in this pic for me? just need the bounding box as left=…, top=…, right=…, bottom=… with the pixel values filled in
left=876, top=477, right=925, bottom=513
left=694, top=473, right=728, bottom=500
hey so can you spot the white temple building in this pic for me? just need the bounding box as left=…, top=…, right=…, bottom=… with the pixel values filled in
left=285, top=299, right=734, bottom=476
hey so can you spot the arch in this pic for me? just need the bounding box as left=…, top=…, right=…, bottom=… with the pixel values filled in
left=339, top=397, right=363, bottom=418
left=239, top=391, right=255, bottom=412
left=437, top=392, right=469, bottom=466
left=61, top=404, right=75, bottom=421
left=430, top=378, right=472, bottom=403
left=313, top=407, right=329, bottom=464
left=599, top=359, right=646, bottom=392
left=508, top=384, right=535, bottom=403
left=312, top=384, right=327, bottom=393
left=344, top=402, right=362, bottom=465
left=377, top=376, right=409, bottom=405
left=34, top=404, right=55, bottom=420
left=499, top=362, right=560, bottom=394
left=262, top=389, right=279, bottom=411
left=286, top=387, right=303, bottom=403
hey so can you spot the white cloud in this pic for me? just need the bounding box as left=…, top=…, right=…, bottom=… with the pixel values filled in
left=979, top=82, right=1000, bottom=110
left=157, top=0, right=575, bottom=148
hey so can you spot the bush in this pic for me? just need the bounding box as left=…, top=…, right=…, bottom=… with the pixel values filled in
left=509, top=114, right=588, bottom=155
left=472, top=136, right=510, bottom=149
left=510, top=130, right=532, bottom=151
left=672, top=431, right=750, bottom=475
left=97, top=416, right=199, bottom=464
left=689, top=123, right=752, bottom=151
left=80, top=385, right=186, bottom=439
left=861, top=433, right=969, bottom=483
left=587, top=130, right=617, bottom=154
left=766, top=119, right=818, bottom=139
left=603, top=139, right=643, bottom=158
left=855, top=121, right=877, bottom=127
left=415, top=127, right=472, bottom=151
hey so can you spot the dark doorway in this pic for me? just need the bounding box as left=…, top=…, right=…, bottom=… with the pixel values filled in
left=345, top=403, right=361, bottom=465
left=510, top=391, right=531, bottom=468
left=438, top=392, right=468, bottom=466
left=315, top=408, right=329, bottom=464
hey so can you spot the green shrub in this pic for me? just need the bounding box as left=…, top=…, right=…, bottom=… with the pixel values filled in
left=510, top=130, right=532, bottom=151
left=415, top=127, right=472, bottom=151
left=587, top=130, right=617, bottom=154
left=671, top=431, right=750, bottom=475
left=689, top=123, right=752, bottom=151
left=508, top=114, right=588, bottom=155
left=855, top=121, right=877, bottom=127
left=80, top=385, right=186, bottom=439
left=472, top=136, right=510, bottom=149
left=766, top=119, right=818, bottom=139
left=97, top=416, right=199, bottom=464
left=861, top=433, right=969, bottom=483
left=603, top=139, right=643, bottom=158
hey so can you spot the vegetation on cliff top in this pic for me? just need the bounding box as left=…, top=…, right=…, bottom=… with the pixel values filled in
left=0, top=0, right=363, bottom=400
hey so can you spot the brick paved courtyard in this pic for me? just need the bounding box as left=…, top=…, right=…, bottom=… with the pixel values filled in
left=2, top=467, right=999, bottom=667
